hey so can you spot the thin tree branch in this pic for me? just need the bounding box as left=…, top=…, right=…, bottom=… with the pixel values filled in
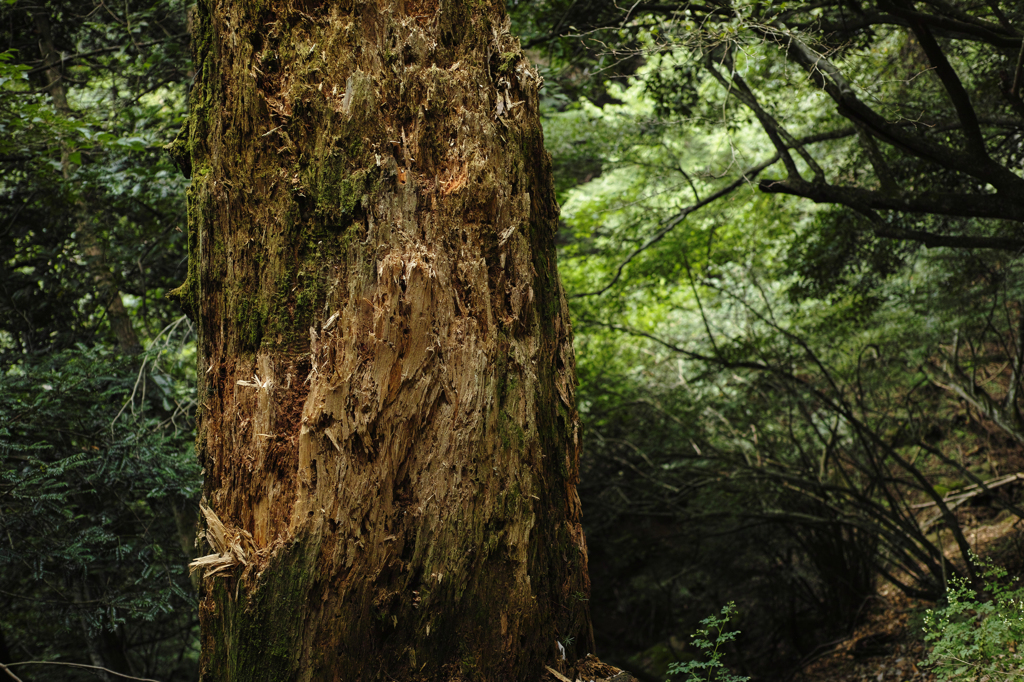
left=764, top=25, right=1024, bottom=197
left=758, top=178, right=1024, bottom=247
left=586, top=318, right=980, bottom=584
left=22, top=34, right=188, bottom=76
left=704, top=58, right=802, bottom=178
left=885, top=0, right=1022, bottom=45
left=1011, top=35, right=1024, bottom=98
left=924, top=360, right=1024, bottom=444
left=568, top=154, right=779, bottom=298
left=2, top=661, right=161, bottom=682
left=1006, top=306, right=1024, bottom=418
left=896, top=8, right=987, bottom=157
left=0, top=663, right=23, bottom=682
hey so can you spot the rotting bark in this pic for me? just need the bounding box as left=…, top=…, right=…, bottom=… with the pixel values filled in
left=177, top=0, right=593, bottom=679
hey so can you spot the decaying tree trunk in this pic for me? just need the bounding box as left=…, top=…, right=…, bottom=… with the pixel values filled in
left=174, top=0, right=593, bottom=679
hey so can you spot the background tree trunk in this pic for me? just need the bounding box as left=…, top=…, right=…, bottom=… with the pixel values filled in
left=179, top=0, right=594, bottom=679
left=34, top=9, right=142, bottom=356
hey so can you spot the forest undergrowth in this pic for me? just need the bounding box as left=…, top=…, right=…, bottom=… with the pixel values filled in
left=795, top=507, right=1024, bottom=682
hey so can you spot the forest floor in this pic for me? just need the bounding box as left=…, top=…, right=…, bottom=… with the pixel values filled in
left=792, top=508, right=1024, bottom=682
left=790, top=584, right=936, bottom=682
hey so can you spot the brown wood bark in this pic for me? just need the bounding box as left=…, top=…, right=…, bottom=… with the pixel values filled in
left=179, top=0, right=594, bottom=679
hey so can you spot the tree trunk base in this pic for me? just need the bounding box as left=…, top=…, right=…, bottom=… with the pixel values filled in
left=544, top=654, right=640, bottom=682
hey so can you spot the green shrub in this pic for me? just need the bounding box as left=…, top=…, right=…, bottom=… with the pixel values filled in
left=922, top=556, right=1024, bottom=680
left=667, top=602, right=750, bottom=682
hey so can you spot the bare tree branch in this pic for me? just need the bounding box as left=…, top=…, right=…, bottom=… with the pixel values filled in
left=2, top=661, right=161, bottom=682
left=569, top=154, right=779, bottom=298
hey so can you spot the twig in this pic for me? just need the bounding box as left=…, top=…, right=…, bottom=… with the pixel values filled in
left=2, top=661, right=161, bottom=682
left=1012, top=36, right=1024, bottom=99
left=569, top=154, right=779, bottom=298
left=0, top=662, right=23, bottom=682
